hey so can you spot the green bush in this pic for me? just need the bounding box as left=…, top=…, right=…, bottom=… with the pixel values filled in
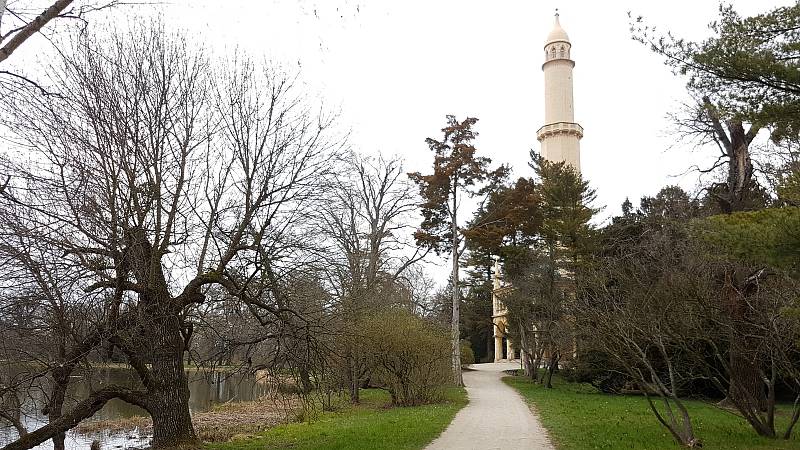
left=561, top=350, right=628, bottom=394
left=361, top=309, right=451, bottom=406
left=460, top=340, right=475, bottom=365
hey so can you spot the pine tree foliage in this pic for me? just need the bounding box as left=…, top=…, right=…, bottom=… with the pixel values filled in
left=409, top=115, right=506, bottom=385
left=409, top=115, right=507, bottom=254
left=631, top=4, right=800, bottom=140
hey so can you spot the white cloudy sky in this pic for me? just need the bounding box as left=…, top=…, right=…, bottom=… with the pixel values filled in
left=9, top=0, right=790, bottom=217
left=4, top=0, right=792, bottom=276
left=157, top=0, right=788, bottom=221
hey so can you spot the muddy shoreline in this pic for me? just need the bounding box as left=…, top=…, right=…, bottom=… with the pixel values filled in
left=76, top=395, right=301, bottom=445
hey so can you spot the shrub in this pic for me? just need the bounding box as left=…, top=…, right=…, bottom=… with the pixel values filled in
left=361, top=308, right=451, bottom=406
left=562, top=350, right=628, bottom=394
left=460, top=340, right=475, bottom=365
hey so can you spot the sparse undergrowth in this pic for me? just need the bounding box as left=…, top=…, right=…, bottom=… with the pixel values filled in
left=77, top=396, right=298, bottom=443
left=505, top=375, right=800, bottom=450
left=205, top=387, right=467, bottom=450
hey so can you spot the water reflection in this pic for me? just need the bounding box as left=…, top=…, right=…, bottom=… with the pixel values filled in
left=1, top=368, right=271, bottom=449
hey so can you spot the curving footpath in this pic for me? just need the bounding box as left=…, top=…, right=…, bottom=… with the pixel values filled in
left=425, top=362, right=554, bottom=450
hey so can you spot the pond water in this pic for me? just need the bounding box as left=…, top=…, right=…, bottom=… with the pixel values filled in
left=0, top=368, right=272, bottom=449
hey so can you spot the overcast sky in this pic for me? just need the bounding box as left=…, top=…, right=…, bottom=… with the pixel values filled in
left=10, top=0, right=791, bottom=218
left=152, top=0, right=789, bottom=222
left=5, top=0, right=792, bottom=277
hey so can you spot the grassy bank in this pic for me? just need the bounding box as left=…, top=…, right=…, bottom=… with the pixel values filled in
left=505, top=375, right=800, bottom=450
left=206, top=387, right=466, bottom=450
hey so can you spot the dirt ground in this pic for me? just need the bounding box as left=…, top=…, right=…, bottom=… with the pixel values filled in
left=76, top=395, right=301, bottom=442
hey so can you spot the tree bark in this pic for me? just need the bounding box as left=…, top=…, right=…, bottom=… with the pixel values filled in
left=545, top=351, right=560, bottom=389
left=724, top=272, right=769, bottom=418
left=532, top=347, right=544, bottom=382
left=349, top=377, right=360, bottom=404
left=451, top=185, right=462, bottom=386
left=0, top=0, right=74, bottom=65
left=148, top=313, right=197, bottom=449
left=702, top=97, right=758, bottom=213
left=47, top=367, right=70, bottom=450
left=347, top=352, right=360, bottom=403
left=0, top=0, right=7, bottom=28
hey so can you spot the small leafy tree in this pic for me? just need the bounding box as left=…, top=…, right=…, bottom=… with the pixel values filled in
left=361, top=309, right=451, bottom=406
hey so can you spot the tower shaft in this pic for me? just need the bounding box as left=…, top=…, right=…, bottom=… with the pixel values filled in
left=538, top=14, right=582, bottom=171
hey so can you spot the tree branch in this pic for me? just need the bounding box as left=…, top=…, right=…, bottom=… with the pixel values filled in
left=0, top=0, right=74, bottom=65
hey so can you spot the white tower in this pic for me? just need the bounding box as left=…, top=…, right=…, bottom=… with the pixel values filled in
left=538, top=12, right=583, bottom=171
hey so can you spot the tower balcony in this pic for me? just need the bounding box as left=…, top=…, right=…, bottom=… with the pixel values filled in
left=536, top=121, right=584, bottom=141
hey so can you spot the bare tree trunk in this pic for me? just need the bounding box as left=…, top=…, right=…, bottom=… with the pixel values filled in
left=643, top=392, right=699, bottom=447
left=519, top=325, right=529, bottom=377
left=299, top=367, right=313, bottom=394
left=349, top=377, right=360, bottom=404
left=724, top=273, right=769, bottom=420
left=451, top=187, right=462, bottom=386
left=532, top=347, right=544, bottom=382
left=148, top=314, right=197, bottom=449
left=544, top=351, right=560, bottom=389
left=2, top=387, right=147, bottom=450
left=47, top=368, right=70, bottom=450
left=783, top=395, right=800, bottom=439
left=347, top=353, right=360, bottom=404
left=0, top=0, right=7, bottom=27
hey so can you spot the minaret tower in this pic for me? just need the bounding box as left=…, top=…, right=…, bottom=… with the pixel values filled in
left=538, top=11, right=583, bottom=171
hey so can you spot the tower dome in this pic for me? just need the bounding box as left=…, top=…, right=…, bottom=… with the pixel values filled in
left=545, top=13, right=570, bottom=45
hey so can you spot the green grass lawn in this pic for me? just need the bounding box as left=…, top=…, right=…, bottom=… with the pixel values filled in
left=505, top=374, right=800, bottom=450
left=206, top=387, right=467, bottom=450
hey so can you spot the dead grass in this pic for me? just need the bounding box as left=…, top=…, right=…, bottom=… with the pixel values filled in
left=76, top=395, right=301, bottom=442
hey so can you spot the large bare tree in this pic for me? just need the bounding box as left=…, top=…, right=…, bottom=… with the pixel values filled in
left=0, top=22, right=341, bottom=449
left=318, top=153, right=427, bottom=402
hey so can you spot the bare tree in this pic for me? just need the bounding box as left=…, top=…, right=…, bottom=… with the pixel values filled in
left=0, top=22, right=341, bottom=449
left=578, top=234, right=706, bottom=447
left=317, top=153, right=427, bottom=403
left=0, top=1, right=123, bottom=84
left=578, top=208, right=800, bottom=445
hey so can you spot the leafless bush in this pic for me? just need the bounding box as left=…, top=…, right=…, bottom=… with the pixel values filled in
left=577, top=218, right=800, bottom=446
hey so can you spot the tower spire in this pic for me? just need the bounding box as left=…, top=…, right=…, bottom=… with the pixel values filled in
left=538, top=12, right=583, bottom=171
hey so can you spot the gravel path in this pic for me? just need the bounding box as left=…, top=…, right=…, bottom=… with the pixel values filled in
left=425, top=362, right=555, bottom=450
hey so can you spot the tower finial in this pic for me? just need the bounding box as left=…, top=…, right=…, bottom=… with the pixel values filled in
left=554, top=8, right=560, bottom=24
